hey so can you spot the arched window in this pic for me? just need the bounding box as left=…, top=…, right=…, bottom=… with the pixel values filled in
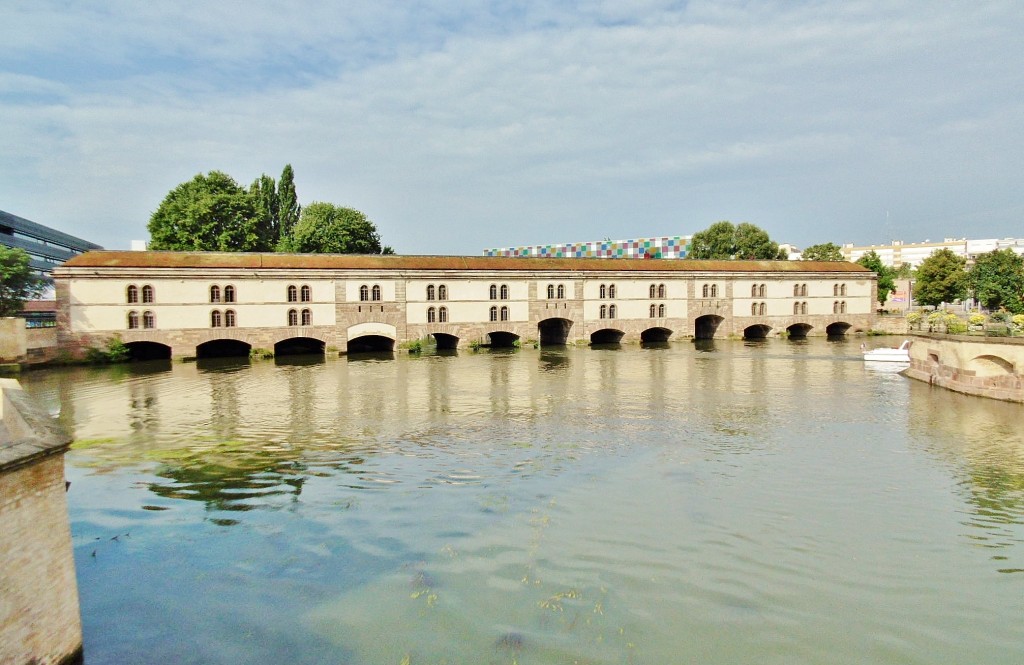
left=650, top=304, right=657, bottom=318
left=359, top=285, right=368, bottom=301
left=760, top=284, right=767, bottom=297
left=702, top=284, right=709, bottom=298
left=500, top=284, right=509, bottom=300
left=608, top=304, right=616, bottom=319
left=289, top=285, right=299, bottom=302
left=371, top=285, right=381, bottom=301
left=439, top=307, right=448, bottom=323
left=427, top=285, right=436, bottom=301
left=599, top=304, right=607, bottom=319
left=658, top=284, right=665, bottom=299
left=557, top=284, right=565, bottom=299
left=211, top=310, right=222, bottom=327
left=752, top=284, right=759, bottom=297
left=438, top=285, right=447, bottom=301
left=658, top=304, right=665, bottom=317
left=301, top=285, right=311, bottom=302
left=801, top=301, right=807, bottom=315
left=142, top=285, right=154, bottom=303
left=224, top=285, right=235, bottom=303
left=759, top=302, right=766, bottom=315
left=600, top=284, right=607, bottom=299
left=794, top=301, right=801, bottom=315
left=793, top=284, right=800, bottom=297
left=500, top=306, right=509, bottom=321
left=840, top=284, right=847, bottom=296
left=711, top=284, right=718, bottom=298
left=127, top=311, right=139, bottom=329
left=752, top=302, right=759, bottom=316
left=301, top=309, right=311, bottom=326
left=143, top=311, right=155, bottom=329
left=840, top=301, right=847, bottom=314
left=833, top=284, right=839, bottom=296
left=833, top=301, right=839, bottom=314
left=126, top=285, right=138, bottom=304
left=489, top=284, right=498, bottom=300
left=609, top=285, right=616, bottom=298
left=225, top=310, right=236, bottom=327
left=800, top=284, right=807, bottom=297
left=650, top=284, right=657, bottom=298
left=489, top=306, right=498, bottom=321
left=210, top=285, right=221, bottom=303
left=427, top=307, right=436, bottom=323
left=547, top=284, right=555, bottom=299
left=288, top=309, right=298, bottom=326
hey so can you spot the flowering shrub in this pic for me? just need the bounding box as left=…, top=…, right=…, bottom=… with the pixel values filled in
left=969, top=313, right=986, bottom=326
left=906, top=312, right=922, bottom=325
left=1013, top=314, right=1024, bottom=328
left=944, top=314, right=968, bottom=334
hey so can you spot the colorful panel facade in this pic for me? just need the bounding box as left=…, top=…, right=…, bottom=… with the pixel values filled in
left=484, top=236, right=692, bottom=259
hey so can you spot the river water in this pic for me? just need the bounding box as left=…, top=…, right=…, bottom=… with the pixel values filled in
left=19, top=338, right=1024, bottom=664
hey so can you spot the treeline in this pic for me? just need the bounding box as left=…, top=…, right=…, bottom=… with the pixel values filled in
left=146, top=165, right=393, bottom=255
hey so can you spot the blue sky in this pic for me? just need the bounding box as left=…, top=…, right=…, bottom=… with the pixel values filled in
left=2, top=1, right=1022, bottom=254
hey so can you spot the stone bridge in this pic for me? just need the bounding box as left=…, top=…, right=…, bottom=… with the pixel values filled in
left=904, top=333, right=1024, bottom=403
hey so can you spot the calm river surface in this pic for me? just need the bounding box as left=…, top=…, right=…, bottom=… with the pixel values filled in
left=20, top=338, right=1024, bottom=664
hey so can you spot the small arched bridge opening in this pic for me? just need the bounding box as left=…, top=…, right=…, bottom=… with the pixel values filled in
left=694, top=315, right=723, bottom=340
left=787, top=323, right=812, bottom=339
left=826, top=322, right=851, bottom=337
left=641, top=327, right=672, bottom=343
left=275, top=336, right=325, bottom=357
left=968, top=354, right=1015, bottom=377
left=487, top=331, right=520, bottom=348
left=539, top=318, right=573, bottom=346
left=743, top=324, right=772, bottom=340
left=432, top=333, right=459, bottom=351
left=125, top=341, right=172, bottom=361
left=347, top=335, right=395, bottom=353
left=590, top=328, right=624, bottom=345
left=196, top=339, right=252, bottom=359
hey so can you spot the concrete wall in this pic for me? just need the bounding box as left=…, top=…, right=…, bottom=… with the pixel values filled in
left=0, top=317, right=27, bottom=362
left=0, top=379, right=82, bottom=665
left=904, top=333, right=1024, bottom=403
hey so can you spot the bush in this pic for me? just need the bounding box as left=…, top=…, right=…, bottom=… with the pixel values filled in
left=906, top=312, right=922, bottom=325
left=969, top=313, right=986, bottom=326
left=86, top=336, right=131, bottom=364
left=1013, top=314, right=1024, bottom=329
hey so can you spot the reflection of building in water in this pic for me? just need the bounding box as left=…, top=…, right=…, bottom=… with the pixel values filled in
left=55, top=251, right=875, bottom=360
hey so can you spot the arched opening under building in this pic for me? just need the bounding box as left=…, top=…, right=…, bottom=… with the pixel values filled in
left=487, top=331, right=520, bottom=348
left=274, top=337, right=325, bottom=357
left=826, top=322, right=851, bottom=337
left=590, top=328, right=624, bottom=345
left=694, top=315, right=723, bottom=340
left=743, top=324, right=772, bottom=340
left=641, top=327, right=672, bottom=344
left=968, top=354, right=1014, bottom=377
left=431, top=333, right=459, bottom=351
left=786, top=323, right=813, bottom=339
left=347, top=335, right=395, bottom=353
left=196, top=339, right=252, bottom=359
left=125, top=341, right=171, bottom=361
left=538, top=318, right=572, bottom=346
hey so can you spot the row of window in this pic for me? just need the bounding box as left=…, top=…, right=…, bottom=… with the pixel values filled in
left=598, top=304, right=617, bottom=319
left=126, top=311, right=155, bottom=329
left=287, top=285, right=312, bottom=303
left=649, top=304, right=666, bottom=318
left=702, top=284, right=720, bottom=298
left=126, top=285, right=154, bottom=304
left=359, top=285, right=382, bottom=302
left=546, top=284, right=566, bottom=299
left=287, top=309, right=313, bottom=326
left=210, top=310, right=237, bottom=327
left=426, top=285, right=448, bottom=301
left=598, top=284, right=616, bottom=299
left=426, top=307, right=448, bottom=323
left=210, top=285, right=237, bottom=303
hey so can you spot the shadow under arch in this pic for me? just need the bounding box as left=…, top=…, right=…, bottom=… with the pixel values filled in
left=347, top=335, right=395, bottom=353
left=826, top=322, right=852, bottom=336
left=274, top=336, right=326, bottom=356
left=743, top=324, right=772, bottom=339
left=786, top=323, right=813, bottom=339
left=538, top=318, right=573, bottom=346
left=590, top=328, right=624, bottom=345
left=487, top=331, right=520, bottom=348
left=641, top=327, right=672, bottom=343
left=431, top=333, right=459, bottom=351
left=196, top=339, right=252, bottom=359
left=694, top=315, right=723, bottom=340
left=125, top=340, right=172, bottom=361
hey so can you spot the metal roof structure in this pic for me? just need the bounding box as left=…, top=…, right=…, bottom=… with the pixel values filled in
left=0, top=210, right=103, bottom=275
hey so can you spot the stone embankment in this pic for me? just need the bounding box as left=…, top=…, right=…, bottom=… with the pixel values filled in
left=0, top=379, right=82, bottom=665
left=904, top=333, right=1024, bottom=403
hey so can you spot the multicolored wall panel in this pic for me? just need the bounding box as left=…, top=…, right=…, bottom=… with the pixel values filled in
left=483, top=235, right=691, bottom=259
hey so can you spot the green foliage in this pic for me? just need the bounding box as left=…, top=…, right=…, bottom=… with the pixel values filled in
left=687, top=221, right=783, bottom=260
left=893, top=263, right=914, bottom=279
left=801, top=242, right=844, bottom=261
left=148, top=171, right=265, bottom=251
left=278, top=164, right=301, bottom=247
left=0, top=246, right=45, bottom=317
left=906, top=311, right=922, bottom=325
left=856, top=250, right=896, bottom=305
left=249, top=348, right=274, bottom=359
left=282, top=202, right=385, bottom=254
left=969, top=248, right=1024, bottom=314
left=914, top=249, right=968, bottom=307
left=86, top=336, right=130, bottom=364
left=944, top=313, right=967, bottom=334
left=969, top=313, right=986, bottom=326
left=1013, top=314, right=1024, bottom=329
left=249, top=174, right=280, bottom=251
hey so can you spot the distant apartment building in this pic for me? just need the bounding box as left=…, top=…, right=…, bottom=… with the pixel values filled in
left=1, top=209, right=103, bottom=277
left=484, top=235, right=692, bottom=259
left=841, top=237, right=1024, bottom=268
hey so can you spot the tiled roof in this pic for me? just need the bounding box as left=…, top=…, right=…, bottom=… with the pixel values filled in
left=59, top=250, right=871, bottom=273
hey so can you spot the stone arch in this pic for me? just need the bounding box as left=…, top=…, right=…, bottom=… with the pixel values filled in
left=347, top=335, right=394, bottom=353
left=968, top=354, right=1015, bottom=377
left=274, top=336, right=326, bottom=356
left=538, top=318, right=573, bottom=346
left=487, top=331, right=520, bottom=348
left=787, top=323, right=813, bottom=339
left=125, top=340, right=172, bottom=361
left=694, top=315, right=724, bottom=340
left=590, top=328, right=625, bottom=345
left=196, top=338, right=252, bottom=359
left=431, top=333, right=459, bottom=350
left=826, top=322, right=851, bottom=336
left=743, top=324, right=772, bottom=339
left=641, top=327, right=672, bottom=343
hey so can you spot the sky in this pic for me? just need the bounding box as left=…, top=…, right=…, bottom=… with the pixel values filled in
left=2, top=1, right=1022, bottom=255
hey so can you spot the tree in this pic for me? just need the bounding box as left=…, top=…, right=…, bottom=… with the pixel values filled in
left=969, top=248, right=1024, bottom=313
left=249, top=173, right=279, bottom=251
left=914, top=248, right=968, bottom=307
left=148, top=172, right=263, bottom=252
left=856, top=250, right=896, bottom=305
left=0, top=246, right=45, bottom=317
left=282, top=202, right=385, bottom=254
left=687, top=221, right=784, bottom=260
left=801, top=242, right=844, bottom=261
left=278, top=164, right=300, bottom=249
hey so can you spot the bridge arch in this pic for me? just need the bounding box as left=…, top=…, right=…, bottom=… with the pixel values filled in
left=538, top=318, right=573, bottom=346
left=274, top=336, right=326, bottom=356
left=487, top=331, right=520, bottom=348
left=590, top=328, right=624, bottom=345
left=431, top=332, right=460, bottom=350
left=826, top=321, right=851, bottom=336
left=347, top=322, right=396, bottom=353
left=694, top=315, right=724, bottom=340
left=787, top=323, right=813, bottom=339
left=968, top=354, right=1015, bottom=377
left=196, top=338, right=252, bottom=359
left=125, top=340, right=171, bottom=361
left=743, top=324, right=772, bottom=339
left=641, top=327, right=672, bottom=343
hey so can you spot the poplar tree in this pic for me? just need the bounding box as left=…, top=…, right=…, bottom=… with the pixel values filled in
left=249, top=174, right=279, bottom=251
left=278, top=164, right=301, bottom=249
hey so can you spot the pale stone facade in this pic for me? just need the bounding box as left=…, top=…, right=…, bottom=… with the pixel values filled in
left=54, top=252, right=876, bottom=358
left=904, top=333, right=1024, bottom=403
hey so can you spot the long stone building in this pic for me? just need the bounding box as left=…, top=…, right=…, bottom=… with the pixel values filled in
left=54, top=251, right=875, bottom=359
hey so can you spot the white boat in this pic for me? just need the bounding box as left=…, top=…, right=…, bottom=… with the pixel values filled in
left=862, top=340, right=910, bottom=362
